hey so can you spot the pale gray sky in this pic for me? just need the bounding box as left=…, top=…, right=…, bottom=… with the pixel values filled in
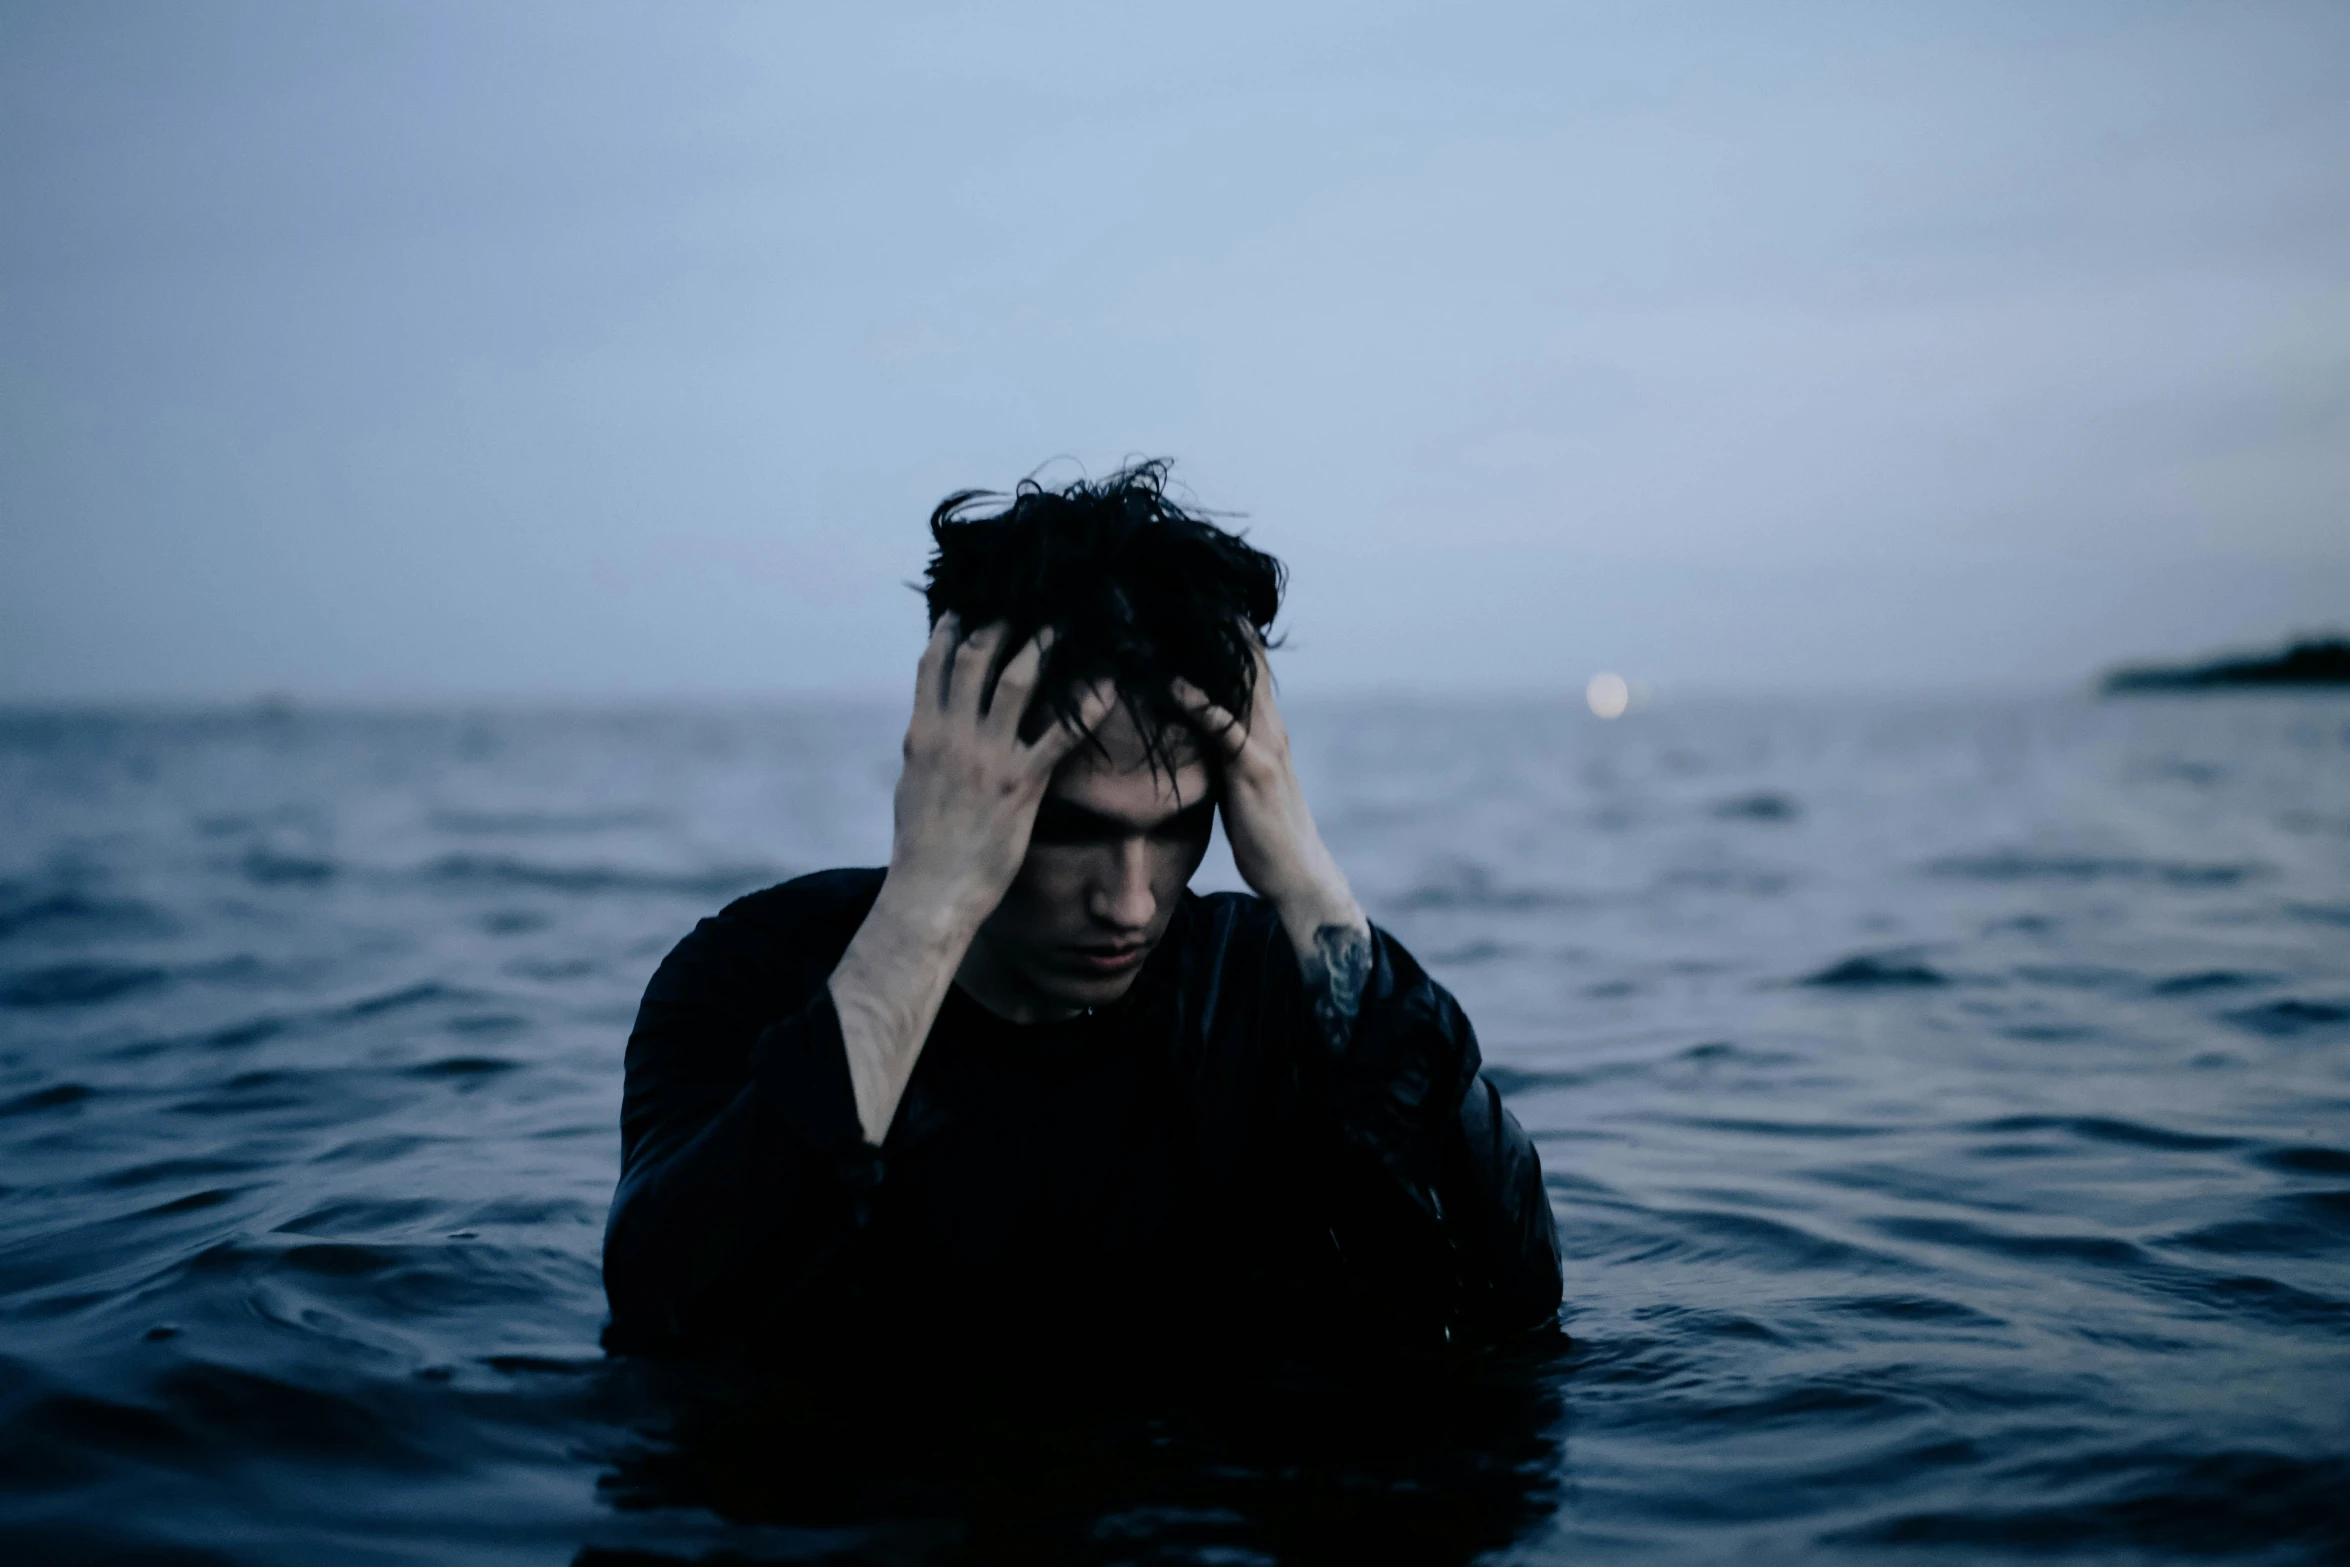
left=4, top=1, right=2345, bottom=699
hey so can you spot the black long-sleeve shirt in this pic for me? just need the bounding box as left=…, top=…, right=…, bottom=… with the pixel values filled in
left=602, top=868, right=1562, bottom=1358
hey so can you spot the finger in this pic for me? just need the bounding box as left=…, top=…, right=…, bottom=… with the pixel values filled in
left=984, top=625, right=1054, bottom=732
left=1249, top=634, right=1276, bottom=698
left=1250, top=647, right=1289, bottom=746
left=915, top=615, right=957, bottom=713
left=945, top=621, right=1005, bottom=718
left=1236, top=629, right=1279, bottom=714
left=1170, top=677, right=1246, bottom=761
left=1032, top=678, right=1120, bottom=767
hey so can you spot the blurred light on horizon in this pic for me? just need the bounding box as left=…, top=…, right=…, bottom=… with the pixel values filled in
left=1586, top=672, right=1631, bottom=720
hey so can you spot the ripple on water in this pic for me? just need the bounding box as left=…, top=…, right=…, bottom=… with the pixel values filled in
left=1811, top=1293, right=2008, bottom=1331
left=0, top=889, right=177, bottom=942
left=1927, top=851, right=2270, bottom=888
left=334, top=982, right=478, bottom=1021
left=2255, top=1144, right=2350, bottom=1176
left=1801, top=953, right=1949, bottom=988
left=1830, top=1448, right=2350, bottom=1558
left=421, top=854, right=782, bottom=899
left=1872, top=1215, right=2146, bottom=1273
left=2227, top=997, right=2350, bottom=1037
left=0, top=1083, right=99, bottom=1118
left=1574, top=1206, right=1920, bottom=1278
left=1711, top=791, right=1801, bottom=822
left=176, top=1234, right=598, bottom=1324
left=275, top=1198, right=450, bottom=1238
left=2150, top=968, right=2273, bottom=995
left=1962, top=1114, right=2242, bottom=1153
left=402, top=1055, right=521, bottom=1080
left=20, top=1358, right=453, bottom=1476
left=2166, top=1190, right=2350, bottom=1258
left=0, top=962, right=171, bottom=1009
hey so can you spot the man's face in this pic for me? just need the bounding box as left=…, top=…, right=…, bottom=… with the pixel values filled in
left=960, top=699, right=1215, bottom=1021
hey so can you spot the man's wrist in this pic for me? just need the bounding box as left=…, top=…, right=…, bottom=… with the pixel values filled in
left=834, top=873, right=988, bottom=1037
left=872, top=864, right=997, bottom=950
left=1266, top=860, right=1366, bottom=954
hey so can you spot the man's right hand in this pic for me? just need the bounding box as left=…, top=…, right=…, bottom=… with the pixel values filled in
left=883, top=615, right=1111, bottom=927
left=827, top=617, right=1112, bottom=1145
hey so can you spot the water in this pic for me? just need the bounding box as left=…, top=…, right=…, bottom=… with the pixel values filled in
left=2, top=692, right=2346, bottom=1564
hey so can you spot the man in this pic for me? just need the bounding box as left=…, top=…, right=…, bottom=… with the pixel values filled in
left=602, top=463, right=1561, bottom=1358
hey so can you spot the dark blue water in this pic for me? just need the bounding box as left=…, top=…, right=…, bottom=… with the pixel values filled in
left=3, top=693, right=2347, bottom=1564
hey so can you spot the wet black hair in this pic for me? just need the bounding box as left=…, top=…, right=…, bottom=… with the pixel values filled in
left=921, top=459, right=1285, bottom=777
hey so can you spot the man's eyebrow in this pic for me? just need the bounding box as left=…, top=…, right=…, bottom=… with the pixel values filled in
left=1152, top=797, right=1218, bottom=833
left=1035, top=795, right=1216, bottom=836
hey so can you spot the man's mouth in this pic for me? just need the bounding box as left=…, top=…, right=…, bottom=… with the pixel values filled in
left=1067, top=943, right=1149, bottom=975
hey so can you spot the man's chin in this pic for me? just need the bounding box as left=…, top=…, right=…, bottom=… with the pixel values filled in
left=1060, top=973, right=1148, bottom=1010
left=1031, top=960, right=1150, bottom=1013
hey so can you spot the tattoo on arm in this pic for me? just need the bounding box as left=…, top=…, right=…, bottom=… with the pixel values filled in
left=1305, top=922, right=1373, bottom=1053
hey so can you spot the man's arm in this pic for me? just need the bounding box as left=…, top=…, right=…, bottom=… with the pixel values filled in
left=1317, top=925, right=1564, bottom=1339
left=829, top=617, right=1114, bottom=1143
left=604, top=878, right=883, bottom=1350
left=604, top=621, right=1110, bottom=1348
left=1170, top=648, right=1371, bottom=1046
left=1176, top=648, right=1562, bottom=1340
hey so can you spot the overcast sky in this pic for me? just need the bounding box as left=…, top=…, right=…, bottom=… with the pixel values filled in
left=3, top=1, right=2345, bottom=700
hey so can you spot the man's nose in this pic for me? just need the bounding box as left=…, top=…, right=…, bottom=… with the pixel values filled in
left=1091, top=838, right=1156, bottom=932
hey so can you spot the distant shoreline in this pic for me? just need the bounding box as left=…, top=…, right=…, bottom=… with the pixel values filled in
left=2104, top=636, right=2350, bottom=692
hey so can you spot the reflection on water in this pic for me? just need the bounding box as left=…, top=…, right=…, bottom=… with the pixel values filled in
left=1, top=692, right=2346, bottom=1562
left=589, top=1345, right=1564, bottom=1564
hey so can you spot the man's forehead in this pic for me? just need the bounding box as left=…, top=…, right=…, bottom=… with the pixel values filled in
left=1048, top=707, right=1214, bottom=814
left=1067, top=700, right=1207, bottom=769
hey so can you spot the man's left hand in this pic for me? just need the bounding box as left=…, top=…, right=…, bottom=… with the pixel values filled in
left=1173, top=643, right=1366, bottom=959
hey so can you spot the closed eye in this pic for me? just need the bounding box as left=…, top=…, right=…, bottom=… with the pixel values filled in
left=1151, top=799, right=1217, bottom=842
left=1031, top=796, right=1217, bottom=846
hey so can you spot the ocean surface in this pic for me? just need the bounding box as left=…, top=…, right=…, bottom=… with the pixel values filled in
left=3, top=691, right=2347, bottom=1565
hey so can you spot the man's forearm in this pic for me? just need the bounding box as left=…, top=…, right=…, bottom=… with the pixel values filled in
left=827, top=877, right=985, bottom=1145
left=1271, top=875, right=1372, bottom=1057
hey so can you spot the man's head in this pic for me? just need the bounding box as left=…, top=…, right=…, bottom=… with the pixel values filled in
left=923, top=461, right=1285, bottom=1019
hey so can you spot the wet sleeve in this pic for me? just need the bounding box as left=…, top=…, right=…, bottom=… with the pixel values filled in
left=1305, top=924, right=1565, bottom=1341
left=601, top=892, right=881, bottom=1353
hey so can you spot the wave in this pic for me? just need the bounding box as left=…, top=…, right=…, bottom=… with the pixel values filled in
left=0, top=888, right=176, bottom=942
left=1710, top=791, right=1801, bottom=821
left=2255, top=1144, right=2350, bottom=1176
left=2165, top=1190, right=2350, bottom=1257
left=0, top=962, right=170, bottom=1009
left=1928, top=852, right=2266, bottom=887
left=0, top=1083, right=99, bottom=1118
left=334, top=982, right=478, bottom=1020
left=2150, top=968, right=2271, bottom=995
left=1802, top=953, right=1948, bottom=988
left=1391, top=859, right=1577, bottom=912
left=2227, top=998, right=2350, bottom=1036
left=28, top=1358, right=447, bottom=1470
left=1962, top=1114, right=2241, bottom=1152
left=1872, top=1215, right=2144, bottom=1270
left=1831, top=1448, right=2350, bottom=1556
left=2165, top=1271, right=2350, bottom=1331
left=239, top=847, right=337, bottom=885
left=1656, top=1115, right=1894, bottom=1139
left=276, top=1197, right=450, bottom=1237
left=429, top=806, right=670, bottom=835
left=421, top=854, right=784, bottom=899
left=402, top=1055, right=521, bottom=1079
left=1811, top=1292, right=2005, bottom=1329
left=1571, top=1204, right=1918, bottom=1276
left=1480, top=1065, right=1597, bottom=1096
